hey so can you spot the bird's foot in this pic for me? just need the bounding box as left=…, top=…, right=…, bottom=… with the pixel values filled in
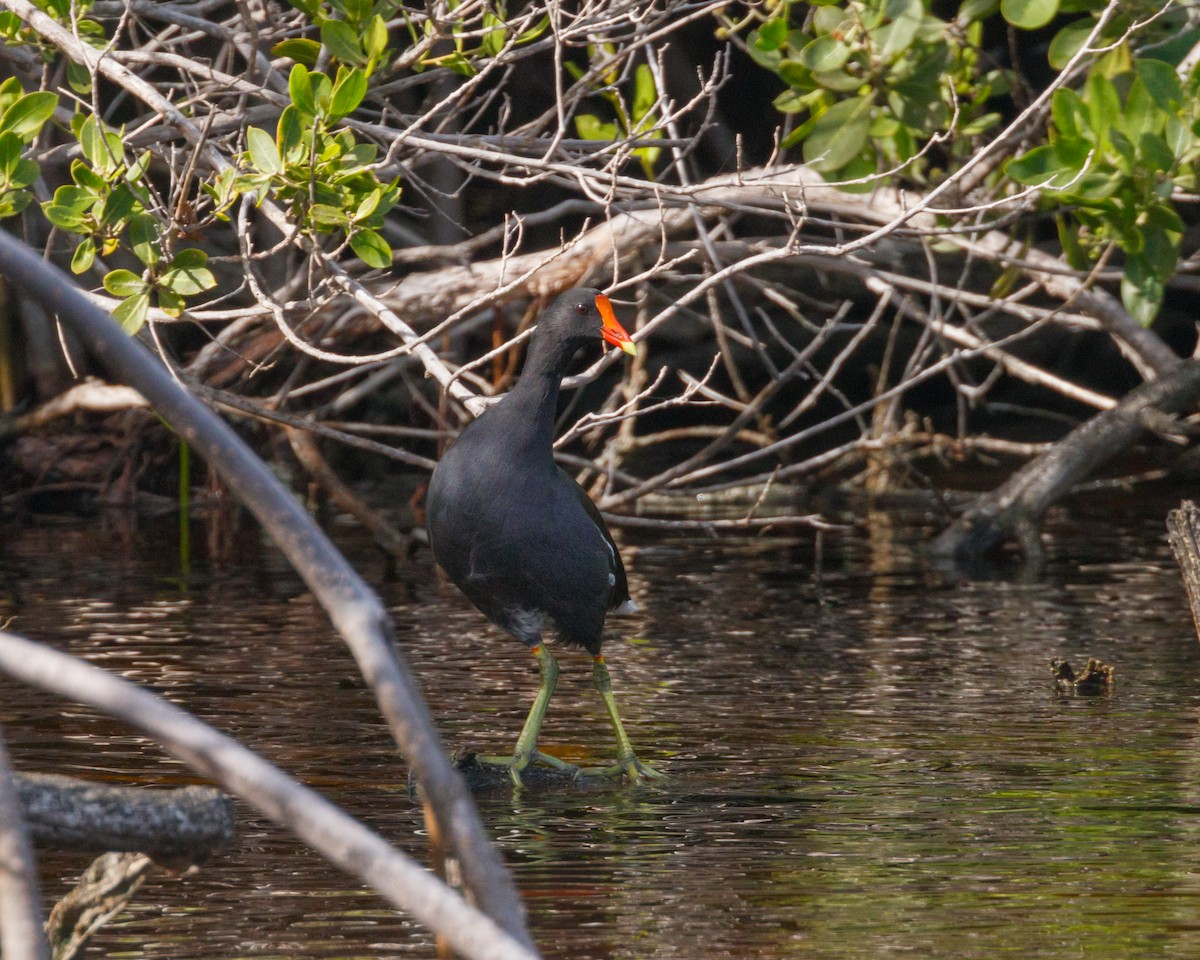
left=584, top=753, right=666, bottom=783
left=475, top=750, right=580, bottom=787
left=529, top=750, right=580, bottom=774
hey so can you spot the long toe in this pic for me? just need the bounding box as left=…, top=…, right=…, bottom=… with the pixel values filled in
left=532, top=750, right=581, bottom=774
left=588, top=753, right=666, bottom=783
left=475, top=751, right=580, bottom=787
left=624, top=755, right=666, bottom=782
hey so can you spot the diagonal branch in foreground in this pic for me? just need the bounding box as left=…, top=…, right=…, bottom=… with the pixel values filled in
left=0, top=229, right=534, bottom=951
left=0, top=631, right=537, bottom=960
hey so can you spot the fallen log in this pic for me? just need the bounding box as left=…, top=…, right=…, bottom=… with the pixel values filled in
left=17, top=774, right=233, bottom=864
left=933, top=358, right=1200, bottom=567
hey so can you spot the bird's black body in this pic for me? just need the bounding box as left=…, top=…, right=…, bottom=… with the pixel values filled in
left=426, top=288, right=631, bottom=655
left=425, top=287, right=660, bottom=784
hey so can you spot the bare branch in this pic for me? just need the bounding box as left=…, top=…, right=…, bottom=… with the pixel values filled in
left=0, top=632, right=538, bottom=960
left=0, top=725, right=50, bottom=960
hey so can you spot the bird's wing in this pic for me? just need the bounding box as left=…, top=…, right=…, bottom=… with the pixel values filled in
left=557, top=466, right=630, bottom=609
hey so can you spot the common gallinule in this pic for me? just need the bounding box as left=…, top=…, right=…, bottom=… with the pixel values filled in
left=426, top=288, right=662, bottom=786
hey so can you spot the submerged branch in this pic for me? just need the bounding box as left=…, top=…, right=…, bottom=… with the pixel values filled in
left=46, top=853, right=153, bottom=960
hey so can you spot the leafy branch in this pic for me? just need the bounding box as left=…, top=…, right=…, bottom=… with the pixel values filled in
left=227, top=64, right=402, bottom=269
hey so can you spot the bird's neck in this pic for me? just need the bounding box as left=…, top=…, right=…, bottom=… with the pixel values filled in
left=501, top=346, right=568, bottom=455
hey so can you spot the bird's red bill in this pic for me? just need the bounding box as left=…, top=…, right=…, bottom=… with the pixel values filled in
left=596, top=294, right=637, bottom=357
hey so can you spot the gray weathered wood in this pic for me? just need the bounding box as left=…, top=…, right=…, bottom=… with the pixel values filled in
left=17, top=774, right=232, bottom=861
left=0, top=727, right=50, bottom=960
left=46, top=852, right=152, bottom=960
left=0, top=630, right=539, bottom=960
left=1167, top=501, right=1200, bottom=642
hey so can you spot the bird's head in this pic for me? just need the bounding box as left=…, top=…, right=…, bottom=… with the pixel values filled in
left=546, top=288, right=637, bottom=358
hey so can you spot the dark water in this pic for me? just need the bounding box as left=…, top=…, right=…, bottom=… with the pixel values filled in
left=2, top=499, right=1200, bottom=959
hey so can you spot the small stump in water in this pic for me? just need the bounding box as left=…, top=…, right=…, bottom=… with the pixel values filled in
left=456, top=753, right=575, bottom=791
left=409, top=753, right=618, bottom=795
left=1051, top=657, right=1114, bottom=695
left=453, top=753, right=616, bottom=792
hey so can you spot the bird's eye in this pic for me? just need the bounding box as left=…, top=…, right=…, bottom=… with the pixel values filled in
left=575, top=302, right=587, bottom=315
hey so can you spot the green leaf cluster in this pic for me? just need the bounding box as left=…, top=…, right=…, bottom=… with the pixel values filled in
left=744, top=0, right=1004, bottom=182
left=742, top=0, right=1200, bottom=324
left=568, top=49, right=664, bottom=179
left=229, top=64, right=401, bottom=269
left=274, top=0, right=546, bottom=79
left=0, top=0, right=104, bottom=94
left=999, top=1, right=1200, bottom=70
left=275, top=0, right=394, bottom=76
left=42, top=115, right=216, bottom=333
left=0, top=78, right=56, bottom=219
left=412, top=1, right=548, bottom=77
left=101, top=248, right=216, bottom=334
left=1008, top=49, right=1200, bottom=326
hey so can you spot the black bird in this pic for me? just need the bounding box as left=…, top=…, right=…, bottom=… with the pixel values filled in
left=426, top=288, right=662, bottom=785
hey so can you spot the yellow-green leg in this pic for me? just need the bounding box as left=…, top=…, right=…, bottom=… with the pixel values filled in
left=588, top=655, right=665, bottom=782
left=479, top=645, right=577, bottom=786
